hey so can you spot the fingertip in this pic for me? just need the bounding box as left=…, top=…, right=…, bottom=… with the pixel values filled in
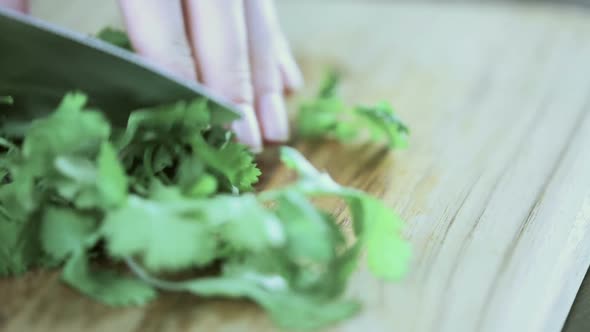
left=258, top=93, right=289, bottom=143
left=280, top=58, right=304, bottom=93
left=232, top=104, right=263, bottom=153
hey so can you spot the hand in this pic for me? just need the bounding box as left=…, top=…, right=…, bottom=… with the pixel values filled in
left=0, top=0, right=28, bottom=12
left=0, top=0, right=303, bottom=152
left=118, top=0, right=303, bottom=152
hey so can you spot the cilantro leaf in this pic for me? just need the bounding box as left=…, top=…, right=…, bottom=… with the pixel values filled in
left=181, top=267, right=360, bottom=330
left=0, top=219, right=35, bottom=276
left=277, top=146, right=410, bottom=280
left=0, top=214, right=50, bottom=276
left=317, top=70, right=340, bottom=98
left=50, top=143, right=127, bottom=210
left=0, top=96, right=13, bottom=105
left=62, top=250, right=156, bottom=306
left=197, top=193, right=285, bottom=252
left=101, top=194, right=218, bottom=272
left=0, top=93, right=112, bottom=218
left=96, top=27, right=133, bottom=51
left=297, top=71, right=409, bottom=149
left=40, top=207, right=97, bottom=261
left=102, top=183, right=284, bottom=272
left=191, top=136, right=261, bottom=192
left=53, top=155, right=103, bottom=209
left=116, top=99, right=212, bottom=149
left=97, top=142, right=128, bottom=208
left=273, top=191, right=336, bottom=263
left=22, top=92, right=110, bottom=175
left=351, top=196, right=410, bottom=280
left=355, top=102, right=409, bottom=149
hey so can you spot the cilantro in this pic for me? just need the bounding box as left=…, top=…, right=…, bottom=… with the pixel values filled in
left=63, top=250, right=157, bottom=306
left=181, top=269, right=361, bottom=330
left=298, top=70, right=409, bottom=148
left=190, top=135, right=261, bottom=192
left=274, top=147, right=410, bottom=280
left=0, top=96, right=13, bottom=105
left=0, top=31, right=411, bottom=329
left=101, top=193, right=220, bottom=271
left=96, top=27, right=133, bottom=51
left=0, top=214, right=45, bottom=276
left=97, top=142, right=128, bottom=208
left=40, top=207, right=97, bottom=261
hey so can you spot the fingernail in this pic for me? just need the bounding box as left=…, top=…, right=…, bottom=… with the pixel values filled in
left=289, top=66, right=304, bottom=90
left=232, top=104, right=263, bottom=153
left=281, top=58, right=304, bottom=91
left=259, top=93, right=290, bottom=142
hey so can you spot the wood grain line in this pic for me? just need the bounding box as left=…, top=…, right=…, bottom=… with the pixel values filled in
left=476, top=95, right=590, bottom=330
left=419, top=180, right=476, bottom=282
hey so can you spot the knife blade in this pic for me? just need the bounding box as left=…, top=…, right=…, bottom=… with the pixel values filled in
left=0, top=7, right=239, bottom=127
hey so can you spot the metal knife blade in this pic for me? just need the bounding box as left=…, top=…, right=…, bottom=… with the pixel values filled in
left=0, top=7, right=239, bottom=127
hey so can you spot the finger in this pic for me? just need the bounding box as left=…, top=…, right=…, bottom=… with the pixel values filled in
left=0, top=0, right=28, bottom=12
left=184, top=0, right=262, bottom=151
left=118, top=0, right=197, bottom=81
left=244, top=0, right=289, bottom=142
left=276, top=31, right=304, bottom=94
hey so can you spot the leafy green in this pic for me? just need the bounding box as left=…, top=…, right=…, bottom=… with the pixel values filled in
left=0, top=56, right=410, bottom=328
left=275, top=147, right=410, bottom=280
left=298, top=70, right=409, bottom=148
left=191, top=135, right=261, bottom=192
left=40, top=207, right=97, bottom=261
left=181, top=267, right=361, bottom=330
left=63, top=250, right=157, bottom=306
left=101, top=193, right=219, bottom=271
left=97, top=142, right=128, bottom=208
left=0, top=96, right=13, bottom=105
left=96, top=27, right=133, bottom=51
left=0, top=214, right=46, bottom=276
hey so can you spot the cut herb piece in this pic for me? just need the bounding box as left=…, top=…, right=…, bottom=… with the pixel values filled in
left=273, top=147, right=410, bottom=280
left=0, top=214, right=44, bottom=276
left=40, top=207, right=97, bottom=261
left=63, top=250, right=157, bottom=306
left=298, top=70, right=409, bottom=149
left=0, top=96, right=13, bottom=105
left=355, top=101, right=409, bottom=149
left=96, top=27, right=133, bottom=51
left=191, top=135, right=261, bottom=193
left=181, top=267, right=361, bottom=330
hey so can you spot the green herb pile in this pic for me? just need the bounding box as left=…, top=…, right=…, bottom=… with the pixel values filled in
left=0, top=29, right=410, bottom=330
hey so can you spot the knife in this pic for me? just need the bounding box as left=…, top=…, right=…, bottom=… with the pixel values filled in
left=0, top=7, right=239, bottom=127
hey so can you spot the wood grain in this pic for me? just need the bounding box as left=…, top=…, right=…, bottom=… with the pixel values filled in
left=2, top=1, right=590, bottom=332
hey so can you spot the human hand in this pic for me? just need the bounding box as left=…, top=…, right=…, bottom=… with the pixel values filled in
left=0, top=0, right=28, bottom=13
left=118, top=0, right=303, bottom=152
left=0, top=0, right=303, bottom=152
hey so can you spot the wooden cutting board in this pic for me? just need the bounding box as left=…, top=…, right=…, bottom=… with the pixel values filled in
left=2, top=1, right=590, bottom=332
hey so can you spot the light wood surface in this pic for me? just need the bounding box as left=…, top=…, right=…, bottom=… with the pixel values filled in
left=2, top=1, right=590, bottom=332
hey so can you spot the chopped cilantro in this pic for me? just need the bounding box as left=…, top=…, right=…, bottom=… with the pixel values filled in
left=0, top=28, right=410, bottom=330
left=0, top=96, right=13, bottom=105
left=298, top=70, right=409, bottom=148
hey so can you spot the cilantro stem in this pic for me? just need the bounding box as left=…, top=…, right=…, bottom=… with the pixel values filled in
left=0, top=137, right=18, bottom=150
left=124, top=257, right=187, bottom=292
left=142, top=146, right=155, bottom=177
